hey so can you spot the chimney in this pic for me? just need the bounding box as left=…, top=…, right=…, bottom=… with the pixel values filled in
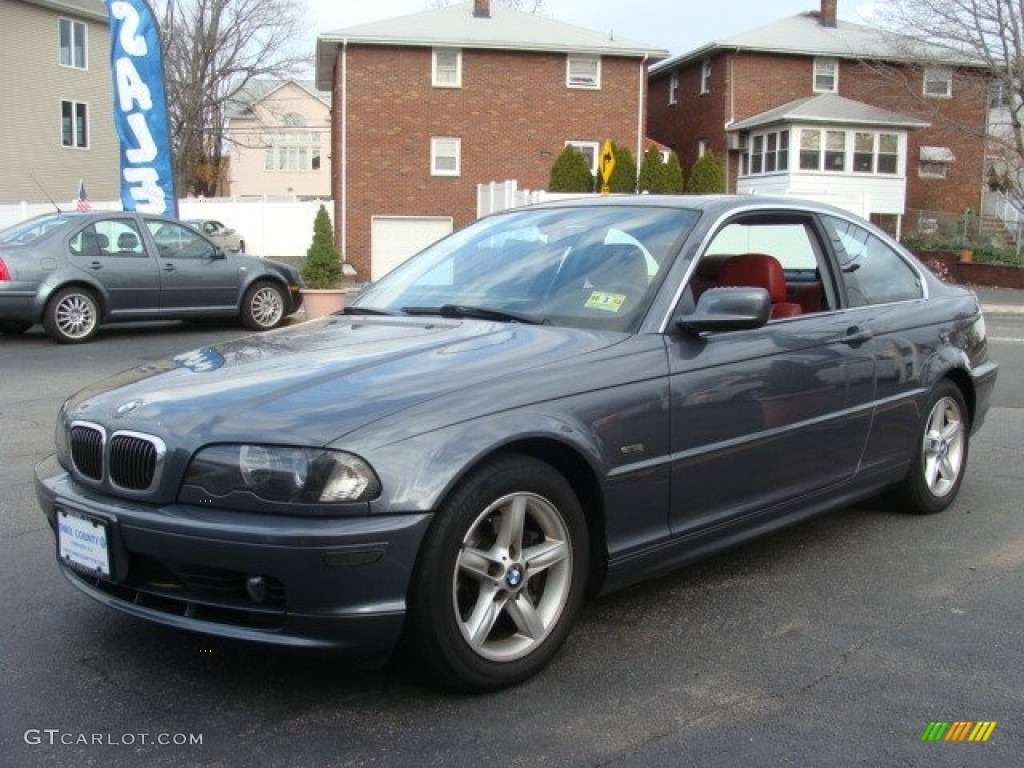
left=820, top=0, right=837, bottom=28
left=473, top=0, right=490, bottom=18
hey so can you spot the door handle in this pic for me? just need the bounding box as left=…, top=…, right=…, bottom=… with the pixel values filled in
left=841, top=325, right=873, bottom=346
left=162, top=264, right=176, bottom=272
left=89, top=261, right=103, bottom=270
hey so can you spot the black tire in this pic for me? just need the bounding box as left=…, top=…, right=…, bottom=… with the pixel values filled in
left=406, top=455, right=590, bottom=692
left=240, top=281, right=286, bottom=331
left=0, top=321, right=32, bottom=336
left=890, top=380, right=970, bottom=515
left=43, top=287, right=100, bottom=344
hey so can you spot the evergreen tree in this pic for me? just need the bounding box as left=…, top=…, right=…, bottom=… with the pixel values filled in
left=301, top=204, right=343, bottom=288
left=549, top=146, right=595, bottom=192
left=686, top=150, right=725, bottom=194
left=665, top=152, right=685, bottom=193
left=637, top=147, right=666, bottom=193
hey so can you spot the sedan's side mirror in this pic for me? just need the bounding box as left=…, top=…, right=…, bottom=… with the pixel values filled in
left=212, top=246, right=226, bottom=260
left=676, top=286, right=771, bottom=334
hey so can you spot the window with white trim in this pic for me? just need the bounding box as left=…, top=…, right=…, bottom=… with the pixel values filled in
left=748, top=129, right=789, bottom=174
left=797, top=128, right=899, bottom=175
left=700, top=59, right=712, bottom=94
left=59, top=18, right=86, bottom=69
left=60, top=100, right=88, bottom=148
left=918, top=146, right=954, bottom=178
left=262, top=114, right=323, bottom=172
left=923, top=67, right=952, bottom=98
left=567, top=55, right=600, bottom=89
left=853, top=132, right=875, bottom=173
left=698, top=139, right=709, bottom=158
left=813, top=58, right=838, bottom=93
left=824, top=130, right=846, bottom=171
left=918, top=161, right=948, bottom=178
left=799, top=130, right=821, bottom=170
left=669, top=73, right=678, bottom=105
left=565, top=140, right=599, bottom=174
left=877, top=133, right=899, bottom=174
left=433, top=48, right=462, bottom=88
left=431, top=137, right=461, bottom=176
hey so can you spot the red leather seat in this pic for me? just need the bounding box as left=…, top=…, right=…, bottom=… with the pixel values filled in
left=717, top=253, right=802, bottom=319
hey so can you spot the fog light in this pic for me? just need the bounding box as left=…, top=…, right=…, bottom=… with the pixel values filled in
left=246, top=575, right=268, bottom=603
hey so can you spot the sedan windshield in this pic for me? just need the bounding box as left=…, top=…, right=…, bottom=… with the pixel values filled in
left=354, top=205, right=699, bottom=332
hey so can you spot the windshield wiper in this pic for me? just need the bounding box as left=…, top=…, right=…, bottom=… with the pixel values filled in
left=402, top=304, right=544, bottom=325
left=342, top=306, right=399, bottom=316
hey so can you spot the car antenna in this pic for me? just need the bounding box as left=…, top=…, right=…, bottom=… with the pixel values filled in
left=29, top=173, right=63, bottom=213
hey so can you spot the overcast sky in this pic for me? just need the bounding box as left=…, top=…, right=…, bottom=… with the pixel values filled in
left=304, top=0, right=883, bottom=60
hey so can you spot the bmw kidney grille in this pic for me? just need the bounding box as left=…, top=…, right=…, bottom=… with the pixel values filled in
left=69, top=422, right=165, bottom=492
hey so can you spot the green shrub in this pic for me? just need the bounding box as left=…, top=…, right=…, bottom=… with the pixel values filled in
left=300, top=204, right=343, bottom=289
left=637, top=147, right=665, bottom=193
left=686, top=150, right=725, bottom=194
left=549, top=146, right=595, bottom=192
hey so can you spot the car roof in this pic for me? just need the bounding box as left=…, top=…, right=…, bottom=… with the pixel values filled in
left=520, top=193, right=857, bottom=220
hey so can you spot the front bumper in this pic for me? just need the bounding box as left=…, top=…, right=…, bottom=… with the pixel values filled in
left=35, top=454, right=430, bottom=656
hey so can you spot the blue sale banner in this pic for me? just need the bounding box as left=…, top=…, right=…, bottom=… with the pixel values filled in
left=105, top=0, right=178, bottom=216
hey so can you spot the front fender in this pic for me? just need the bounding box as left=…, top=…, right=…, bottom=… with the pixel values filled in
left=362, top=410, right=607, bottom=516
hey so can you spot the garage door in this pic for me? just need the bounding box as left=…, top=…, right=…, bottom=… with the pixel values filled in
left=370, top=216, right=453, bottom=280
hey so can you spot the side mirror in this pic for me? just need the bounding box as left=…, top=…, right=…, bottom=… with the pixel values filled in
left=212, top=246, right=226, bottom=260
left=676, top=287, right=770, bottom=334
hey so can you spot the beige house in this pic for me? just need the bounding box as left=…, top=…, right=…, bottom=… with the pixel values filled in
left=0, top=0, right=119, bottom=205
left=224, top=79, right=332, bottom=200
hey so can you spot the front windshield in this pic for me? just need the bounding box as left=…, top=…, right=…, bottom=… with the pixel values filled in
left=0, top=213, right=74, bottom=244
left=354, top=205, right=698, bottom=332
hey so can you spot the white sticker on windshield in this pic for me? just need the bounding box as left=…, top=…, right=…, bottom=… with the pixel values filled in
left=585, top=291, right=625, bottom=313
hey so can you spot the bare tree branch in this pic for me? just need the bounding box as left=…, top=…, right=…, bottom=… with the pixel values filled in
left=157, top=0, right=309, bottom=195
left=876, top=0, right=1024, bottom=205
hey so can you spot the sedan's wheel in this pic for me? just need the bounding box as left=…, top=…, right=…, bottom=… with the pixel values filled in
left=0, top=321, right=32, bottom=336
left=891, top=380, right=969, bottom=515
left=241, top=281, right=286, bottom=330
left=407, top=455, right=589, bottom=691
left=43, top=287, right=100, bottom=344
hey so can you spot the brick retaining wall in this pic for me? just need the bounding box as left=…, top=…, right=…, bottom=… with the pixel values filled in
left=912, top=251, right=1024, bottom=289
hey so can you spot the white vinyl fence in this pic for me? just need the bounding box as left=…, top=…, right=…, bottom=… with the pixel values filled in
left=476, top=180, right=594, bottom=217
left=0, top=197, right=332, bottom=258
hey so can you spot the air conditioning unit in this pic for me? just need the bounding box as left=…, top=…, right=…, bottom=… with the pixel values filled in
left=726, top=133, right=748, bottom=152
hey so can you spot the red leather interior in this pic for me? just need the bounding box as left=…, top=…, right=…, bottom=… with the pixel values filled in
left=717, top=253, right=803, bottom=318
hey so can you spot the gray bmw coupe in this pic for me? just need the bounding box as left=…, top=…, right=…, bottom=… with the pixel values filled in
left=35, top=195, right=997, bottom=690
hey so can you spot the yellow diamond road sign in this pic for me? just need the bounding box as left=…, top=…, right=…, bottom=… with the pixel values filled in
left=599, top=140, right=615, bottom=185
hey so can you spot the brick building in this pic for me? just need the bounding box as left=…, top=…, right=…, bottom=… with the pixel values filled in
left=646, top=0, right=990, bottom=229
left=316, top=0, right=666, bottom=279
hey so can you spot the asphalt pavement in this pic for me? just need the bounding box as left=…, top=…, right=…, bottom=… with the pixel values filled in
left=973, top=285, right=1024, bottom=314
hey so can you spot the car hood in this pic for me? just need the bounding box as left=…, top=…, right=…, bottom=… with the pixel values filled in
left=64, top=316, right=627, bottom=446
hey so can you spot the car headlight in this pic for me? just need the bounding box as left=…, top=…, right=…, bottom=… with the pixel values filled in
left=54, top=403, right=71, bottom=470
left=180, top=444, right=381, bottom=514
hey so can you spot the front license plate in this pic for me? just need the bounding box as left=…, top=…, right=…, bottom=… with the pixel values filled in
left=57, top=510, right=111, bottom=578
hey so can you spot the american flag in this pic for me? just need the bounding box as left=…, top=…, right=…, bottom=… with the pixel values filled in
left=76, top=180, right=91, bottom=212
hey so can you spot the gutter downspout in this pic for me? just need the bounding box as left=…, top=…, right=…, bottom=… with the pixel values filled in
left=726, top=54, right=735, bottom=194
left=341, top=40, right=348, bottom=265
left=637, top=54, right=648, bottom=188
